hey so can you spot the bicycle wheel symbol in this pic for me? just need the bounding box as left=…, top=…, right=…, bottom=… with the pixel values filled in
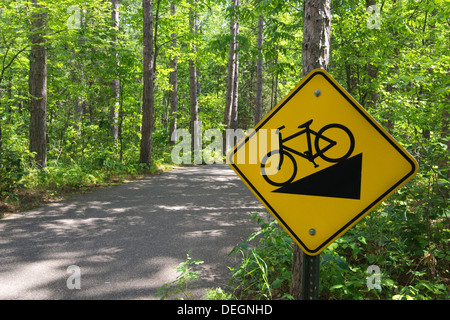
left=261, top=122, right=355, bottom=186
left=315, top=124, right=355, bottom=163
left=261, top=150, right=298, bottom=187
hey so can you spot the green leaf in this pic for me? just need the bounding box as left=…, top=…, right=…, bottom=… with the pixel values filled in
left=358, top=236, right=367, bottom=245
left=330, top=284, right=344, bottom=290
left=272, top=278, right=283, bottom=289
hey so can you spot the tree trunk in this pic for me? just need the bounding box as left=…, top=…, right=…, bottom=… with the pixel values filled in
left=189, top=3, right=199, bottom=153
left=29, top=0, right=47, bottom=169
left=139, top=0, right=154, bottom=165
left=384, top=0, right=398, bottom=133
left=254, top=14, right=263, bottom=126
left=230, top=59, right=239, bottom=130
left=224, top=5, right=236, bottom=132
left=169, top=2, right=178, bottom=145
left=74, top=7, right=86, bottom=134
left=224, top=0, right=239, bottom=152
left=231, top=9, right=239, bottom=131
left=270, top=56, right=277, bottom=109
left=302, top=0, right=331, bottom=75
left=366, top=0, right=379, bottom=111
left=291, top=0, right=331, bottom=300
left=110, top=0, right=120, bottom=145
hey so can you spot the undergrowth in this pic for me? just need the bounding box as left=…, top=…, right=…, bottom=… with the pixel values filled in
left=159, top=209, right=449, bottom=300
left=0, top=151, right=172, bottom=218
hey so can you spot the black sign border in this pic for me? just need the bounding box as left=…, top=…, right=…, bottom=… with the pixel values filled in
left=228, top=70, right=418, bottom=255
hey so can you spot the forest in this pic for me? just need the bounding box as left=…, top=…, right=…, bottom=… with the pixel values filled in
left=0, top=0, right=448, bottom=300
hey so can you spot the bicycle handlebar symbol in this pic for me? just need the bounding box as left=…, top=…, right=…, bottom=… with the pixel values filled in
left=260, top=119, right=355, bottom=186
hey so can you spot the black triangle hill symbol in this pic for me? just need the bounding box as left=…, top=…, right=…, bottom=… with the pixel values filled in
left=273, top=153, right=363, bottom=199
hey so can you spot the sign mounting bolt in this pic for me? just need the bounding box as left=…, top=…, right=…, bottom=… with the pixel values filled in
left=314, top=89, right=321, bottom=97
left=309, top=228, right=316, bottom=236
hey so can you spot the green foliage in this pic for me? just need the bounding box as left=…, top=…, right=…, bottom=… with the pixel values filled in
left=0, top=150, right=28, bottom=197
left=228, top=213, right=293, bottom=300
left=223, top=199, right=450, bottom=300
left=319, top=206, right=449, bottom=300
left=157, top=203, right=448, bottom=300
left=20, top=157, right=157, bottom=194
left=156, top=251, right=205, bottom=300
left=203, top=287, right=234, bottom=300
left=156, top=251, right=235, bottom=300
left=226, top=206, right=448, bottom=300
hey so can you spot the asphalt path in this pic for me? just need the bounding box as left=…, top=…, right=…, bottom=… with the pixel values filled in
left=0, top=164, right=265, bottom=299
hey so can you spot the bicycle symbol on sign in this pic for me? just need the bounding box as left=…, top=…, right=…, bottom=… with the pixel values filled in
left=260, top=119, right=355, bottom=186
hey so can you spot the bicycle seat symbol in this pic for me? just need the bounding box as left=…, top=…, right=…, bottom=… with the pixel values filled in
left=260, top=119, right=355, bottom=186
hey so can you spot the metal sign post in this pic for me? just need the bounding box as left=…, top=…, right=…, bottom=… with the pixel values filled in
left=302, top=254, right=320, bottom=300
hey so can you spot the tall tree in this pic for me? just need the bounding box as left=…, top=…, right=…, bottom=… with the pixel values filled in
left=230, top=0, right=239, bottom=131
left=224, top=0, right=240, bottom=152
left=110, top=0, right=120, bottom=144
left=29, top=0, right=48, bottom=168
left=169, top=1, right=178, bottom=145
left=74, top=6, right=86, bottom=134
left=139, top=0, right=155, bottom=165
left=189, top=1, right=199, bottom=154
left=231, top=43, right=239, bottom=130
left=366, top=0, right=379, bottom=110
left=254, top=13, right=263, bottom=125
left=290, top=0, right=331, bottom=300
left=301, top=0, right=331, bottom=74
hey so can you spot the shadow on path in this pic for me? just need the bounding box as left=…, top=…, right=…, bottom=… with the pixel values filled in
left=0, top=164, right=265, bottom=299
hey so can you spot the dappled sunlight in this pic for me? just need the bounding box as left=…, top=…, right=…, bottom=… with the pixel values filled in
left=40, top=217, right=116, bottom=237
left=0, top=164, right=265, bottom=299
left=156, top=205, right=190, bottom=211
left=182, top=229, right=226, bottom=239
left=85, top=247, right=124, bottom=263
left=0, top=259, right=72, bottom=299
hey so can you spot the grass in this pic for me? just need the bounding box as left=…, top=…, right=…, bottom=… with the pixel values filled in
left=0, top=161, right=175, bottom=219
left=157, top=210, right=449, bottom=300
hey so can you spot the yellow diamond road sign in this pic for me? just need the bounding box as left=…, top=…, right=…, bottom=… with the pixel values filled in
left=228, top=69, right=418, bottom=256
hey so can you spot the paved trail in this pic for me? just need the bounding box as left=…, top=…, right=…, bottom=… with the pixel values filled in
left=0, top=164, right=265, bottom=299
